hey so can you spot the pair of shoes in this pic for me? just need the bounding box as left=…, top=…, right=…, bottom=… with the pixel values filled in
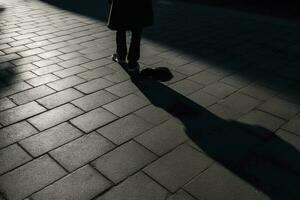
left=127, top=61, right=140, bottom=72
left=112, top=53, right=126, bottom=64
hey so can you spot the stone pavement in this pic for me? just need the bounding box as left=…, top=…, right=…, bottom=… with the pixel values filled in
left=0, top=0, right=300, bottom=199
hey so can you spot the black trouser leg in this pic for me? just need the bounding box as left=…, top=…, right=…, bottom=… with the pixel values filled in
left=116, top=30, right=127, bottom=60
left=128, top=29, right=143, bottom=63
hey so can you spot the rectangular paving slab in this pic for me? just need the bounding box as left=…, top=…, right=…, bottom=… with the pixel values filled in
left=97, top=114, right=153, bottom=145
left=92, top=141, right=157, bottom=183
left=0, top=144, right=32, bottom=175
left=28, top=104, right=83, bottom=131
left=136, top=119, right=188, bottom=156
left=31, top=165, right=112, bottom=200
left=96, top=172, right=168, bottom=200
left=184, top=164, right=269, bottom=200
left=70, top=107, right=117, bottom=133
left=144, top=144, right=213, bottom=192
left=0, top=121, right=38, bottom=148
left=50, top=132, right=115, bottom=172
left=0, top=155, right=66, bottom=200
left=0, top=101, right=46, bottom=126
left=19, top=123, right=83, bottom=157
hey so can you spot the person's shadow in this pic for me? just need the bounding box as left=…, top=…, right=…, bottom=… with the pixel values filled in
left=128, top=67, right=299, bottom=199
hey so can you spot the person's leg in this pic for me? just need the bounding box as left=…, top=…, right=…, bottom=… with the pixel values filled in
left=116, top=30, right=127, bottom=61
left=128, top=28, right=143, bottom=64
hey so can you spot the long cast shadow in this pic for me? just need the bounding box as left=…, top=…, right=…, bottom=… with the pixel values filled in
left=40, top=0, right=300, bottom=103
left=129, top=69, right=300, bottom=199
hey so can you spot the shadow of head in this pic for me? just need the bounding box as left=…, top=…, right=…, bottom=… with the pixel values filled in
left=126, top=65, right=300, bottom=199
left=140, top=67, right=173, bottom=82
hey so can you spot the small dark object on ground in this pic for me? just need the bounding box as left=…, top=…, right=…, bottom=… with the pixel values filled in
left=140, top=67, right=173, bottom=82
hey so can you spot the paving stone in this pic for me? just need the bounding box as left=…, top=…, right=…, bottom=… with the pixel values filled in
left=92, top=141, right=157, bottom=183
left=174, top=63, right=206, bottom=76
left=58, top=44, right=85, bottom=53
left=19, top=48, right=45, bottom=57
left=105, top=80, right=139, bottom=97
left=136, top=119, right=188, bottom=155
left=84, top=50, right=112, bottom=60
left=13, top=71, right=37, bottom=83
left=164, top=70, right=187, bottom=85
left=258, top=98, right=300, bottom=120
left=70, top=107, right=117, bottom=133
left=9, top=85, right=55, bottom=105
left=242, top=156, right=299, bottom=198
left=13, top=33, right=37, bottom=40
left=0, top=155, right=66, bottom=200
left=220, top=93, right=261, bottom=114
left=0, top=102, right=46, bottom=126
left=0, top=97, right=15, bottom=111
left=103, top=94, right=149, bottom=117
left=239, top=110, right=286, bottom=131
left=96, top=172, right=168, bottom=200
left=71, top=90, right=117, bottom=111
left=47, top=76, right=85, bottom=91
left=134, top=104, right=172, bottom=125
left=32, top=64, right=63, bottom=76
left=32, top=59, right=56, bottom=68
left=78, top=66, right=114, bottom=81
left=10, top=64, right=38, bottom=74
left=3, top=45, right=28, bottom=54
left=9, top=39, right=33, bottom=48
left=208, top=103, right=243, bottom=120
left=58, top=57, right=90, bottom=68
left=58, top=52, right=83, bottom=61
left=75, top=78, right=114, bottom=94
left=12, top=55, right=42, bottom=66
left=81, top=58, right=113, bottom=70
left=54, top=66, right=87, bottom=78
left=169, top=79, right=203, bottom=95
left=144, top=144, right=213, bottom=192
left=167, top=190, right=196, bottom=200
left=49, top=35, right=74, bottom=43
left=97, top=114, right=153, bottom=145
left=37, top=88, right=83, bottom=109
left=282, top=115, right=300, bottom=136
left=184, top=164, right=269, bottom=200
left=0, top=121, right=38, bottom=149
left=26, top=40, right=51, bottom=49
left=0, top=144, right=32, bottom=175
left=50, top=132, right=115, bottom=171
left=26, top=74, right=60, bottom=87
left=0, top=81, right=32, bottom=98
left=276, top=129, right=300, bottom=150
left=202, top=82, right=237, bottom=99
left=187, top=90, right=218, bottom=108
left=28, top=104, right=83, bottom=131
left=38, top=50, right=62, bottom=59
left=188, top=71, right=222, bottom=85
left=240, top=84, right=276, bottom=101
left=19, top=123, right=83, bottom=157
left=253, top=129, right=300, bottom=173
left=31, top=34, right=56, bottom=42
left=103, top=70, right=130, bottom=83
left=31, top=165, right=111, bottom=200
left=220, top=74, right=252, bottom=89
left=42, top=41, right=68, bottom=51
left=0, top=54, right=20, bottom=63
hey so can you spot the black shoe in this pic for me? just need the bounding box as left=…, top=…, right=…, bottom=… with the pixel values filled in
left=112, top=54, right=126, bottom=64
left=127, top=62, right=140, bottom=72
